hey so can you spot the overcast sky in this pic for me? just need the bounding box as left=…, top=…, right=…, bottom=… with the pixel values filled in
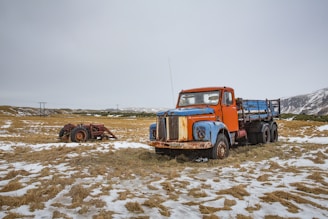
left=1, top=0, right=327, bottom=109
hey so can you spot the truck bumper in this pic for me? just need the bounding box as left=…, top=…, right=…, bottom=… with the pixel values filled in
left=148, top=141, right=213, bottom=150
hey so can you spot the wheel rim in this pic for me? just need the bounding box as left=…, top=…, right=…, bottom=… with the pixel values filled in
left=75, top=131, right=86, bottom=141
left=217, top=142, right=227, bottom=158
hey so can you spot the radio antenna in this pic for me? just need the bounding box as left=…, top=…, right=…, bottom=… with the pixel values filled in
left=168, top=57, right=175, bottom=107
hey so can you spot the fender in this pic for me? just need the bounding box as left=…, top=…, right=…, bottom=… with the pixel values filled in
left=193, top=121, right=231, bottom=146
left=149, top=123, right=156, bottom=141
left=260, top=122, right=270, bottom=133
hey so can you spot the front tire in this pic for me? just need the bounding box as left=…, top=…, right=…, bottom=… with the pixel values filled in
left=155, top=148, right=169, bottom=155
left=211, top=133, right=229, bottom=159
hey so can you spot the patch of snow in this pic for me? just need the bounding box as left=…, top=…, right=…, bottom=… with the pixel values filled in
left=280, top=136, right=328, bottom=144
left=111, top=142, right=151, bottom=150
left=317, top=124, right=328, bottom=131
left=1, top=120, right=12, bottom=129
left=1, top=182, right=41, bottom=197
left=0, top=133, right=328, bottom=218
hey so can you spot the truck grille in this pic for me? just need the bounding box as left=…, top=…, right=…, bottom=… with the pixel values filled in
left=157, top=116, right=187, bottom=141
left=157, top=117, right=167, bottom=141
left=167, top=116, right=179, bottom=140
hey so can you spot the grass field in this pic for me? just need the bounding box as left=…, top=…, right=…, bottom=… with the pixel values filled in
left=0, top=112, right=327, bottom=218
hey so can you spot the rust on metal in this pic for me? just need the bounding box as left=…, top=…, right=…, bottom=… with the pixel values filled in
left=148, top=140, right=212, bottom=150
left=59, top=123, right=117, bottom=142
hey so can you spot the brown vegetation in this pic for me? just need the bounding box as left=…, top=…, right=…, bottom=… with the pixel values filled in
left=0, top=113, right=327, bottom=218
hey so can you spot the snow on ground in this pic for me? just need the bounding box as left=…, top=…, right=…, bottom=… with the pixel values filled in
left=0, top=141, right=149, bottom=153
left=280, top=136, right=328, bottom=144
left=0, top=120, right=12, bottom=129
left=280, top=123, right=328, bottom=144
left=318, top=124, right=328, bottom=131
left=0, top=122, right=328, bottom=218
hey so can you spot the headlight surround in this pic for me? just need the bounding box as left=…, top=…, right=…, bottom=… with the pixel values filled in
left=193, top=123, right=210, bottom=141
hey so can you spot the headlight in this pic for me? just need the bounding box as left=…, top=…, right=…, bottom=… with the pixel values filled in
left=193, top=123, right=210, bottom=141
left=149, top=123, right=156, bottom=140
left=196, top=126, right=206, bottom=140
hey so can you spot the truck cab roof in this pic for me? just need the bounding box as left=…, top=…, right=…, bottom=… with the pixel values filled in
left=180, top=86, right=234, bottom=93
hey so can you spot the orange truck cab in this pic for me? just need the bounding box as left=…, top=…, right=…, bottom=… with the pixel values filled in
left=149, top=86, right=280, bottom=159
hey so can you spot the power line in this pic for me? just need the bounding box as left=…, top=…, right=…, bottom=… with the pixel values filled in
left=168, top=57, right=175, bottom=107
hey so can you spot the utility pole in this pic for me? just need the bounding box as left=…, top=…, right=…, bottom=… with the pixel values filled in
left=38, top=102, right=46, bottom=116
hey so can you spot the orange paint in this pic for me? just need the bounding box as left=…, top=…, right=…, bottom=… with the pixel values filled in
left=177, top=86, right=239, bottom=133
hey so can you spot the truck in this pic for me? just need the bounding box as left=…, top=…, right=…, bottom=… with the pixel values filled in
left=148, top=86, right=280, bottom=159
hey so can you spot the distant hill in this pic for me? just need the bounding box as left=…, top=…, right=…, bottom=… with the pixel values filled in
left=0, top=105, right=159, bottom=117
left=2, top=88, right=328, bottom=116
left=281, top=87, right=328, bottom=115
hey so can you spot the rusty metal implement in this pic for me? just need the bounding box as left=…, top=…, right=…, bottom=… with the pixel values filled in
left=59, top=123, right=117, bottom=142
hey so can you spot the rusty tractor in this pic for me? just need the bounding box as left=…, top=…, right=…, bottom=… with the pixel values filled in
left=59, top=123, right=117, bottom=142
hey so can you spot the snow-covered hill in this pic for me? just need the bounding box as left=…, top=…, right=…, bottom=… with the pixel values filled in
left=281, top=87, right=328, bottom=115
left=1, top=88, right=328, bottom=116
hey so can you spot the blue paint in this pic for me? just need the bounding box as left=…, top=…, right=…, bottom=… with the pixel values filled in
left=149, top=123, right=156, bottom=140
left=242, top=99, right=280, bottom=118
left=157, top=107, right=214, bottom=116
left=193, top=121, right=230, bottom=146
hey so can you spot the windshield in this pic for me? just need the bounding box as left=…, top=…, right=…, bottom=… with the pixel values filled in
left=178, top=90, right=220, bottom=107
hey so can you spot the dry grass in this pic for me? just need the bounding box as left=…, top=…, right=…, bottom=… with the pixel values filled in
left=278, top=119, right=328, bottom=138
left=0, top=113, right=327, bottom=218
left=261, top=190, right=328, bottom=213
left=0, top=113, right=153, bottom=143
left=307, top=171, right=328, bottom=186
left=125, top=201, right=144, bottom=213
left=0, top=179, right=24, bottom=192
left=198, top=197, right=238, bottom=215
left=290, top=182, right=328, bottom=196
left=216, top=184, right=250, bottom=200
left=142, top=195, right=170, bottom=216
left=1, top=169, right=30, bottom=180
left=188, top=188, right=208, bottom=198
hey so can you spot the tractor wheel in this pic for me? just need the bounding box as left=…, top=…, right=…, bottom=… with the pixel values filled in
left=211, top=133, right=229, bottom=159
left=59, top=128, right=69, bottom=141
left=71, top=127, right=89, bottom=142
left=270, top=123, right=278, bottom=142
left=59, top=128, right=65, bottom=138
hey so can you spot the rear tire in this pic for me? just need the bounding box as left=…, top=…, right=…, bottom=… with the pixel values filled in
left=59, top=128, right=65, bottom=138
left=71, top=127, right=89, bottom=142
left=270, top=123, right=278, bottom=142
left=247, top=133, right=258, bottom=145
left=59, top=128, right=69, bottom=141
left=258, top=124, right=270, bottom=144
left=211, top=133, right=229, bottom=159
